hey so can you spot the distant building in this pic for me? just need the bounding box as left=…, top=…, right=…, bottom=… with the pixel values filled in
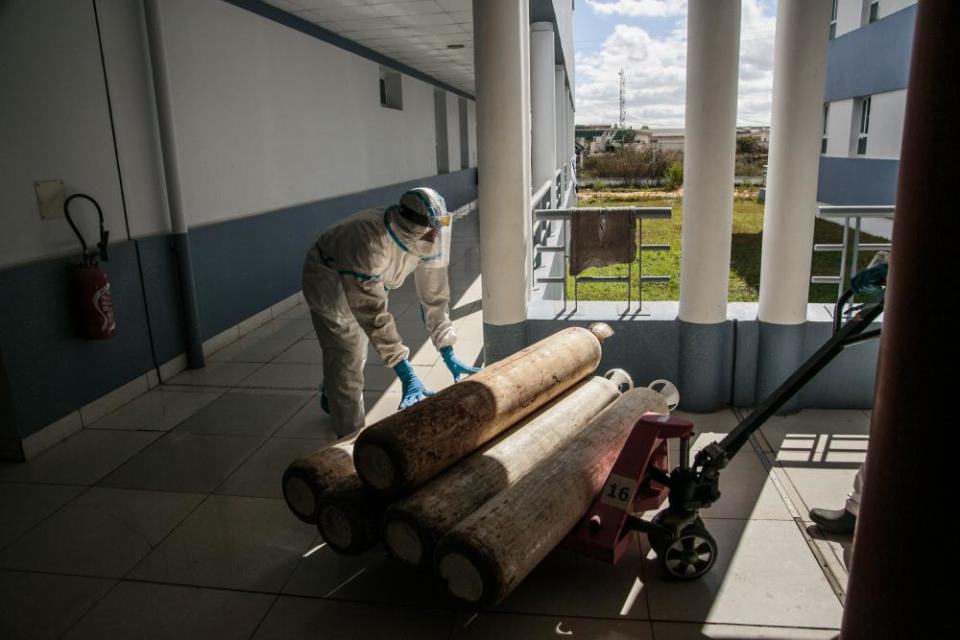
left=818, top=0, right=915, bottom=220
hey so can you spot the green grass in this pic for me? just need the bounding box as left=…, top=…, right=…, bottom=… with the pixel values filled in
left=566, top=189, right=886, bottom=303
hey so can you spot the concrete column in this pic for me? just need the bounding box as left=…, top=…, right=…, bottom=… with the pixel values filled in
left=473, top=0, right=532, bottom=363
left=530, top=22, right=556, bottom=204
left=677, top=0, right=741, bottom=410
left=555, top=66, right=565, bottom=173
left=755, top=0, right=833, bottom=407
left=843, top=2, right=955, bottom=635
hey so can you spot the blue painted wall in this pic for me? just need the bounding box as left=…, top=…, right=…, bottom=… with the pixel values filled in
left=0, top=243, right=157, bottom=444
left=817, top=156, right=900, bottom=205
left=0, top=169, right=477, bottom=449
left=824, top=4, right=915, bottom=102
left=526, top=314, right=879, bottom=412
left=190, top=169, right=477, bottom=340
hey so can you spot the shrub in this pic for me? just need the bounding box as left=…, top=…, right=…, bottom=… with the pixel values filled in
left=663, top=161, right=684, bottom=190
left=580, top=148, right=681, bottom=181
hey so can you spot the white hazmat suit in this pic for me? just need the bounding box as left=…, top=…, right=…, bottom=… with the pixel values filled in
left=303, top=199, right=456, bottom=436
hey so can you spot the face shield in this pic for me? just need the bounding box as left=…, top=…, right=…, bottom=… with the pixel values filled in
left=397, top=188, right=453, bottom=268
left=423, top=212, right=452, bottom=269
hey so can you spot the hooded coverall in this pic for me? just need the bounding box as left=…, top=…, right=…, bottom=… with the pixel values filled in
left=302, top=206, right=456, bottom=436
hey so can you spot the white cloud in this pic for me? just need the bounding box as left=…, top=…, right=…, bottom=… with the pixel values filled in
left=576, top=0, right=776, bottom=128
left=586, top=0, right=686, bottom=18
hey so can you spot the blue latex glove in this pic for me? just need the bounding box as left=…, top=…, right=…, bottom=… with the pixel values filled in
left=394, top=359, right=434, bottom=409
left=440, top=346, right=481, bottom=382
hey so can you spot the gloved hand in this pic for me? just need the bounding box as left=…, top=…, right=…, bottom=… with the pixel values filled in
left=394, top=359, right=434, bottom=409
left=850, top=261, right=888, bottom=296
left=440, top=346, right=481, bottom=382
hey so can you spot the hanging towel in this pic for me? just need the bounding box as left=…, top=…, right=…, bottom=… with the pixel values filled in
left=569, top=209, right=636, bottom=275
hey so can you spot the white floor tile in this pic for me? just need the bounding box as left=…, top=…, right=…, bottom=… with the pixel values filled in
left=129, top=495, right=318, bottom=592
left=273, top=340, right=324, bottom=364
left=0, top=487, right=203, bottom=578
left=492, top=542, right=650, bottom=619
left=165, top=362, right=262, bottom=387
left=0, top=429, right=161, bottom=486
left=89, top=389, right=222, bottom=431
left=173, top=390, right=311, bottom=438
left=238, top=363, right=325, bottom=390
left=207, top=337, right=299, bottom=363
left=273, top=396, right=339, bottom=440
left=251, top=596, right=453, bottom=640
left=99, top=433, right=265, bottom=494
left=653, top=622, right=840, bottom=639
left=642, top=518, right=843, bottom=627
left=217, top=437, right=328, bottom=499
left=0, top=482, right=84, bottom=549
left=454, top=612, right=654, bottom=639
left=758, top=410, right=870, bottom=453
left=0, top=570, right=115, bottom=640
left=64, top=581, right=274, bottom=640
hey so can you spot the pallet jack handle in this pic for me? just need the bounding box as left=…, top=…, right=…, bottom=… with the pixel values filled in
left=696, top=289, right=885, bottom=472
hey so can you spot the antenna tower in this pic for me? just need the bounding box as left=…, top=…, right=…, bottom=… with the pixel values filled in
left=618, top=69, right=626, bottom=131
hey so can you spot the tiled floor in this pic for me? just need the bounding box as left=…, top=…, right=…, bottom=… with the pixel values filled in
left=0, top=212, right=864, bottom=639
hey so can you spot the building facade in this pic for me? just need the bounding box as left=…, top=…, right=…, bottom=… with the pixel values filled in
left=818, top=0, right=916, bottom=215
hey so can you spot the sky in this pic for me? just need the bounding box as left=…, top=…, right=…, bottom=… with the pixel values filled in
left=574, top=0, right=778, bottom=128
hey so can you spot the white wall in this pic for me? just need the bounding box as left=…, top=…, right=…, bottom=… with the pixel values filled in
left=863, top=89, right=907, bottom=159
left=1, top=0, right=478, bottom=267
left=467, top=100, right=478, bottom=168
left=877, top=0, right=916, bottom=20
left=834, top=0, right=864, bottom=38
left=0, top=2, right=126, bottom=267
left=445, top=92, right=461, bottom=174
left=824, top=98, right=856, bottom=156
left=835, top=0, right=916, bottom=37
left=98, top=0, right=171, bottom=239
left=824, top=90, right=905, bottom=159
left=157, top=0, right=468, bottom=227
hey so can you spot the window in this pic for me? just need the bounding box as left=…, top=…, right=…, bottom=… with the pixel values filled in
left=821, top=103, right=830, bottom=154
left=855, top=96, right=871, bottom=155
left=380, top=67, right=402, bottom=110
left=829, top=0, right=838, bottom=39
left=861, top=0, right=880, bottom=26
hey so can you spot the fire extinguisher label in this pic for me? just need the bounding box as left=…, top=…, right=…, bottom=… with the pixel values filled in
left=93, top=283, right=116, bottom=333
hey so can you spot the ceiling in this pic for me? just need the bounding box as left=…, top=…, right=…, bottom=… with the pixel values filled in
left=264, top=0, right=475, bottom=94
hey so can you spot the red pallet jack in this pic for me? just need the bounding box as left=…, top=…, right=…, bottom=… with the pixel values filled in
left=563, top=267, right=886, bottom=580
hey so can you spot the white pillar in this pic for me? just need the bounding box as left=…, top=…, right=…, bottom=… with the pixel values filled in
left=678, top=0, right=741, bottom=324
left=530, top=22, right=556, bottom=202
left=565, top=85, right=574, bottom=174
left=473, top=0, right=532, bottom=361
left=555, top=66, right=566, bottom=173
left=758, top=0, right=832, bottom=324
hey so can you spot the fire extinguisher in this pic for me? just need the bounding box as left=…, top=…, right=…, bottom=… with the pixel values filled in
left=64, top=193, right=117, bottom=340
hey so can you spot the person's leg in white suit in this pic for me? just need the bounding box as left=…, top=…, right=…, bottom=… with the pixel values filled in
left=303, top=246, right=368, bottom=437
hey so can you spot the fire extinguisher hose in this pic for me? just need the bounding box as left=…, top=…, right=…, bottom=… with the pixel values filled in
left=64, top=193, right=110, bottom=265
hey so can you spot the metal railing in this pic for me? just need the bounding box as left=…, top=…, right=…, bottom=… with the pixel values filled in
left=811, top=205, right=893, bottom=301
left=532, top=206, right=672, bottom=311
left=531, top=156, right=577, bottom=269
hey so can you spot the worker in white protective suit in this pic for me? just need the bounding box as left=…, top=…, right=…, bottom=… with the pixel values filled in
left=302, top=187, right=479, bottom=437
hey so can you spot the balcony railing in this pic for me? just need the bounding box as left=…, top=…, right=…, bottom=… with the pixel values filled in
left=811, top=205, right=893, bottom=302
left=532, top=205, right=672, bottom=311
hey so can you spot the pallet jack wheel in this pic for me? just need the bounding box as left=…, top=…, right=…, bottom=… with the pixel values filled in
left=647, top=513, right=716, bottom=580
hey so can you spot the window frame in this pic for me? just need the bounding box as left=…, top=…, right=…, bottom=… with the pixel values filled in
left=856, top=96, right=872, bottom=156
left=379, top=67, right=403, bottom=111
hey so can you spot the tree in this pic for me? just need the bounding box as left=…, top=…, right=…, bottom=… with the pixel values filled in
left=736, top=135, right=761, bottom=155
